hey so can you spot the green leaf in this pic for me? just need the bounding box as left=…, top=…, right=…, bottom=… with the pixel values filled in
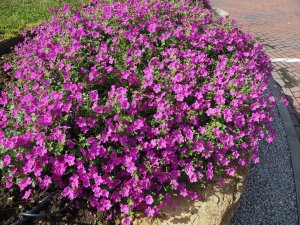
left=127, top=197, right=133, bottom=206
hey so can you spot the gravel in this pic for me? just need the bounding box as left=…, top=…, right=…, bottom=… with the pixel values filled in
left=230, top=105, right=299, bottom=225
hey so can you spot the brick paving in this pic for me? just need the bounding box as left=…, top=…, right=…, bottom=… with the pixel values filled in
left=212, top=0, right=300, bottom=140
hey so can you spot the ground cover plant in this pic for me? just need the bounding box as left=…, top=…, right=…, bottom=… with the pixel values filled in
left=0, top=0, right=278, bottom=224
left=0, top=0, right=89, bottom=42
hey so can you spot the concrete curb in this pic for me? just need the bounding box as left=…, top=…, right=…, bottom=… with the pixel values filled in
left=270, top=78, right=300, bottom=225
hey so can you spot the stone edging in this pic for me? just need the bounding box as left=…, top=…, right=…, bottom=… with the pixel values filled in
left=132, top=167, right=249, bottom=225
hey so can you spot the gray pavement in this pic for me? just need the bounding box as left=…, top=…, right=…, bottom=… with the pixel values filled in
left=230, top=99, right=298, bottom=225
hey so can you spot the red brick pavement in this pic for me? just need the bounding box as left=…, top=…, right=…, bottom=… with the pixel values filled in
left=212, top=0, right=300, bottom=140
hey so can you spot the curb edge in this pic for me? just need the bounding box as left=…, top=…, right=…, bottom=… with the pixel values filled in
left=270, top=78, right=300, bottom=225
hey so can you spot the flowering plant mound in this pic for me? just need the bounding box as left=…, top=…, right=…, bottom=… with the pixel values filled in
left=0, top=0, right=275, bottom=224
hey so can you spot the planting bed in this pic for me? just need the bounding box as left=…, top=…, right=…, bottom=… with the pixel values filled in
left=0, top=0, right=280, bottom=224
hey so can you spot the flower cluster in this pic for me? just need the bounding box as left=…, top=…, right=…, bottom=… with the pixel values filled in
left=0, top=0, right=275, bottom=224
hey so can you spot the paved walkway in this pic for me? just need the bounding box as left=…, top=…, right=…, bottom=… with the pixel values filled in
left=212, top=0, right=300, bottom=141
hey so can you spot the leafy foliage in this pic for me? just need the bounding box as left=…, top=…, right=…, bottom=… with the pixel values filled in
left=0, top=0, right=275, bottom=224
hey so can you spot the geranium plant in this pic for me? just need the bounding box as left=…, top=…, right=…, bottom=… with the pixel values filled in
left=0, top=0, right=275, bottom=224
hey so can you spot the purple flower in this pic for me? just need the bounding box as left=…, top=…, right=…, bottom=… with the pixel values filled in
left=214, top=90, right=225, bottom=105
left=38, top=175, right=52, bottom=189
left=88, top=66, right=99, bottom=82
left=100, top=198, right=112, bottom=210
left=22, top=189, right=32, bottom=199
left=120, top=204, right=130, bottom=214
left=145, top=195, right=154, bottom=205
left=145, top=206, right=155, bottom=217
left=64, top=154, right=75, bottom=166
left=148, top=23, right=157, bottom=33
left=206, top=162, right=214, bottom=180
left=206, top=108, right=216, bottom=116
left=223, top=109, right=234, bottom=122
left=70, top=174, right=79, bottom=188
left=52, top=128, right=65, bottom=143
left=3, top=63, right=11, bottom=71
left=38, top=113, right=53, bottom=126
left=153, top=84, right=161, bottom=93
left=157, top=138, right=167, bottom=149
left=5, top=177, right=13, bottom=188
left=52, top=160, right=66, bottom=176
left=62, top=186, right=76, bottom=200
left=18, top=177, right=32, bottom=191
left=266, top=133, right=275, bottom=143
left=89, top=90, right=98, bottom=102
left=172, top=73, right=183, bottom=83
left=76, top=117, right=86, bottom=128
left=225, top=167, right=236, bottom=176
left=281, top=96, right=289, bottom=106
left=123, top=217, right=131, bottom=225
left=2, top=154, right=11, bottom=167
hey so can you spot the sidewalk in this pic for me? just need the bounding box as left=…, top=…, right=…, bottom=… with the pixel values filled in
left=212, top=0, right=300, bottom=224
